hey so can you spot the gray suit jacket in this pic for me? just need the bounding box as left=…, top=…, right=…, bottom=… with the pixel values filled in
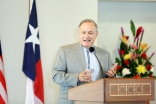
left=52, top=42, right=112, bottom=104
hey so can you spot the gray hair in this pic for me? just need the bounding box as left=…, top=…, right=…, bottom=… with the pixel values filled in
left=78, top=19, right=98, bottom=29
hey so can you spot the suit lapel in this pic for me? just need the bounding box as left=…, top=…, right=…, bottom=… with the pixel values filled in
left=73, top=43, right=86, bottom=71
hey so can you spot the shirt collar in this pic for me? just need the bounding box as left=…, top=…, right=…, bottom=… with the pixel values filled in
left=82, top=46, right=95, bottom=53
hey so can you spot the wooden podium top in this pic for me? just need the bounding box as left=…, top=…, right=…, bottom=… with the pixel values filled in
left=68, top=79, right=104, bottom=102
left=68, top=78, right=155, bottom=102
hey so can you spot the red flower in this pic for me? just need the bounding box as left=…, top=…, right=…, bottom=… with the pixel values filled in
left=125, top=36, right=129, bottom=40
left=148, top=74, right=152, bottom=77
left=116, top=65, right=122, bottom=71
left=141, top=52, right=147, bottom=59
left=120, top=50, right=125, bottom=55
left=124, top=60, right=130, bottom=66
left=134, top=26, right=143, bottom=42
left=146, top=65, right=152, bottom=70
left=133, top=74, right=141, bottom=78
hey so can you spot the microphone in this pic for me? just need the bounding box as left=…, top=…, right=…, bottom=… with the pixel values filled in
left=89, top=47, right=104, bottom=78
left=89, top=47, right=94, bottom=52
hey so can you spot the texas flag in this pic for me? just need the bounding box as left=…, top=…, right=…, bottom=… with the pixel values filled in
left=22, top=0, right=44, bottom=104
left=0, top=42, right=7, bottom=104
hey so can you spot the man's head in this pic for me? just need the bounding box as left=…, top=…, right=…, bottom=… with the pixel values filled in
left=78, top=19, right=98, bottom=49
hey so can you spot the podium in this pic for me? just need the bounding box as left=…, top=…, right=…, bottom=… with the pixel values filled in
left=68, top=78, right=155, bottom=104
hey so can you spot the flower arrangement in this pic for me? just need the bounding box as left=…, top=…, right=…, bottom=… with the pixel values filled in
left=115, top=20, right=155, bottom=78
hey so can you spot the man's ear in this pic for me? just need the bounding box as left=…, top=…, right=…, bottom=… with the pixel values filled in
left=96, top=31, right=98, bottom=37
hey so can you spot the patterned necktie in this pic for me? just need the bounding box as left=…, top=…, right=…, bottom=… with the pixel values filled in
left=87, top=50, right=90, bottom=69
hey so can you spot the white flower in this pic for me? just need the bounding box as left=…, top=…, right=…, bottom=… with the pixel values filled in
left=122, top=68, right=131, bottom=76
left=151, top=67, right=154, bottom=72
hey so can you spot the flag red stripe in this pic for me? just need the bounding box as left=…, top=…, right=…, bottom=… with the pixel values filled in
left=0, top=95, right=5, bottom=104
left=0, top=56, right=7, bottom=104
left=0, top=71, right=7, bottom=92
left=0, top=56, right=3, bottom=61
left=34, top=59, right=44, bottom=102
left=0, top=56, right=7, bottom=93
left=0, top=55, right=3, bottom=62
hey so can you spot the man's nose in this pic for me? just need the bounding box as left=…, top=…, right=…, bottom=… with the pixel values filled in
left=84, top=33, right=89, bottom=37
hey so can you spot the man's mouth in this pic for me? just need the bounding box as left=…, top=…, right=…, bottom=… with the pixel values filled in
left=84, top=39, right=91, bottom=42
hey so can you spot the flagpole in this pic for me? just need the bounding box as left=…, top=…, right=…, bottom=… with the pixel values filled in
left=29, top=0, right=30, bottom=15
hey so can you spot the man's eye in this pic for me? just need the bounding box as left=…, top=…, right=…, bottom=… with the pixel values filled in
left=89, top=32, right=93, bottom=34
left=82, top=32, right=86, bottom=34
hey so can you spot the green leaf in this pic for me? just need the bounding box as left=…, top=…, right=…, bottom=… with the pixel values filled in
left=130, top=20, right=136, bottom=37
left=115, top=58, right=121, bottom=64
left=120, top=42, right=128, bottom=53
left=153, top=76, right=156, bottom=79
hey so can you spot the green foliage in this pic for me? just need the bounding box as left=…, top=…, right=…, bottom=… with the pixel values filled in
left=130, top=20, right=136, bottom=37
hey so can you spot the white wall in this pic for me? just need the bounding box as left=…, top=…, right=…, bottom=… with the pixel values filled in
left=0, top=0, right=156, bottom=104
left=0, top=0, right=98, bottom=104
left=98, top=1, right=156, bottom=104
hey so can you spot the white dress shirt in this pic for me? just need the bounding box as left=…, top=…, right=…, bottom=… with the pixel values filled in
left=83, top=47, right=100, bottom=81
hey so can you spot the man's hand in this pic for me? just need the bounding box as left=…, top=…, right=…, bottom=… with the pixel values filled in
left=78, top=70, right=92, bottom=82
left=106, top=63, right=118, bottom=78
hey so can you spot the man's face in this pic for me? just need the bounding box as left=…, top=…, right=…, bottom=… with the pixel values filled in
left=79, top=22, right=98, bottom=48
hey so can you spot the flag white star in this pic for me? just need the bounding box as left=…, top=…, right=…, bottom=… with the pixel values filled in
left=25, top=24, right=40, bottom=52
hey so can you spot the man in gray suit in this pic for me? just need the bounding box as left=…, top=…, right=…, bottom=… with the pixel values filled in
left=52, top=19, right=117, bottom=104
